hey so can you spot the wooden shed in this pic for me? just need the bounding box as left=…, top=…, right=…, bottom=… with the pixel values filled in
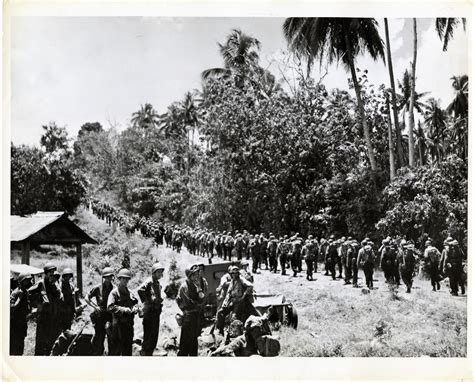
left=11, top=211, right=98, bottom=294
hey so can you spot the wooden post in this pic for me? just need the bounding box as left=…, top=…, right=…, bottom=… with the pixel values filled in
left=76, top=243, right=83, bottom=296
left=21, top=241, right=30, bottom=265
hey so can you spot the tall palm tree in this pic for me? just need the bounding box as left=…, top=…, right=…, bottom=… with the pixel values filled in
left=159, top=104, right=186, bottom=140
left=283, top=18, right=385, bottom=172
left=424, top=98, right=448, bottom=162
left=435, top=18, right=466, bottom=51
left=414, top=120, right=429, bottom=166
left=384, top=18, right=404, bottom=168
left=397, top=69, right=429, bottom=114
left=201, top=29, right=261, bottom=87
left=131, top=103, right=160, bottom=130
left=385, top=92, right=396, bottom=180
left=408, top=18, right=418, bottom=167
left=447, top=75, right=468, bottom=159
left=180, top=91, right=201, bottom=146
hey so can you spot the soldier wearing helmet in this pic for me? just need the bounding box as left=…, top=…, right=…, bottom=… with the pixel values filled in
left=302, top=235, right=318, bottom=281
left=357, top=244, right=376, bottom=289
left=107, top=268, right=139, bottom=355
left=10, top=272, right=33, bottom=355
left=442, top=239, right=466, bottom=296
left=138, top=263, right=165, bottom=356
left=400, top=243, right=418, bottom=293
left=34, top=261, right=64, bottom=355
left=267, top=235, right=279, bottom=273
left=176, top=265, right=206, bottom=356
left=424, top=240, right=442, bottom=291
left=85, top=266, right=115, bottom=355
left=58, top=268, right=82, bottom=331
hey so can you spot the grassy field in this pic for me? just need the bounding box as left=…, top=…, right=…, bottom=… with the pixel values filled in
left=13, top=207, right=467, bottom=357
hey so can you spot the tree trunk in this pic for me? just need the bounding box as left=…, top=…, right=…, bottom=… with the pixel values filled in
left=384, top=18, right=404, bottom=168
left=418, top=141, right=424, bottom=166
left=408, top=18, right=417, bottom=167
left=386, top=94, right=396, bottom=181
left=344, top=31, right=377, bottom=172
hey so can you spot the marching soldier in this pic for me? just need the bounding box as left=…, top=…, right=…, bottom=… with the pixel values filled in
left=290, top=235, right=303, bottom=277
left=138, top=263, right=164, bottom=356
left=357, top=243, right=375, bottom=289
left=400, top=244, right=418, bottom=293
left=302, top=235, right=317, bottom=280
left=33, top=262, right=64, bottom=355
left=267, top=235, right=278, bottom=273
left=107, top=268, right=139, bottom=356
left=259, top=234, right=269, bottom=270
left=10, top=272, right=33, bottom=355
left=326, top=237, right=338, bottom=280
left=424, top=240, right=442, bottom=292
left=277, top=238, right=290, bottom=276
left=443, top=240, right=466, bottom=296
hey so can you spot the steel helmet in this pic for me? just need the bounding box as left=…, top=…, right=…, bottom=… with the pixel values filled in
left=151, top=263, right=164, bottom=274
left=18, top=272, right=33, bottom=283
left=102, top=267, right=114, bottom=277
left=62, top=268, right=73, bottom=276
left=117, top=268, right=132, bottom=279
left=43, top=262, right=57, bottom=273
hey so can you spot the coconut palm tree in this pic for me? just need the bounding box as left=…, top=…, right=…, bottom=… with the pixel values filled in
left=446, top=75, right=468, bottom=159
left=435, top=18, right=466, bottom=51
left=131, top=103, right=160, bottom=130
left=180, top=91, right=201, bottom=146
left=283, top=17, right=385, bottom=172
left=201, top=29, right=261, bottom=87
left=384, top=18, right=404, bottom=168
left=414, top=120, right=429, bottom=166
left=424, top=98, right=448, bottom=162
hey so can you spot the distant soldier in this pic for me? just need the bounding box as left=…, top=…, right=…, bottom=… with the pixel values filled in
left=267, top=236, right=278, bottom=273
left=249, top=235, right=260, bottom=274
left=138, top=263, right=164, bottom=356
left=290, top=236, right=303, bottom=277
left=424, top=240, right=442, bottom=292
left=379, top=238, right=391, bottom=282
left=443, top=240, right=466, bottom=296
left=339, top=240, right=351, bottom=285
left=107, top=268, right=139, bottom=356
left=215, top=232, right=223, bottom=259
left=224, top=232, right=234, bottom=261
left=235, top=233, right=245, bottom=261
left=302, top=235, right=317, bottom=281
left=10, top=272, right=33, bottom=355
left=319, top=238, right=329, bottom=275
left=85, top=266, right=115, bottom=355
left=326, top=238, right=338, bottom=280
left=357, top=244, right=375, bottom=289
left=400, top=243, right=418, bottom=293
left=349, top=240, right=359, bottom=287
left=277, top=239, right=290, bottom=276
left=259, top=234, right=269, bottom=270
left=176, top=265, right=206, bottom=356
left=33, top=262, right=64, bottom=355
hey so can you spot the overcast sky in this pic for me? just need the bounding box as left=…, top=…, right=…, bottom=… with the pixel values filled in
left=10, top=17, right=468, bottom=146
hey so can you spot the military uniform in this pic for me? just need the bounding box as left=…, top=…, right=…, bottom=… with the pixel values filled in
left=34, top=277, right=63, bottom=355
left=59, top=277, right=76, bottom=331
left=302, top=240, right=317, bottom=280
left=176, top=269, right=205, bottom=356
left=87, top=282, right=113, bottom=355
left=357, top=246, right=375, bottom=288
left=267, top=238, right=278, bottom=273
left=277, top=241, right=290, bottom=275
left=326, top=241, right=338, bottom=280
left=443, top=242, right=465, bottom=296
left=424, top=244, right=442, bottom=291
left=400, top=246, right=417, bottom=293
left=10, top=283, right=31, bottom=355
left=138, top=277, right=163, bottom=356
left=107, top=285, right=138, bottom=356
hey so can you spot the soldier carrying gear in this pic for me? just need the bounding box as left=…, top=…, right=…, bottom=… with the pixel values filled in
left=357, top=245, right=375, bottom=289
left=290, top=237, right=303, bottom=277
left=58, top=268, right=83, bottom=331
left=277, top=239, right=290, bottom=276
left=326, top=239, right=339, bottom=280
left=424, top=240, right=442, bottom=292
left=138, top=263, right=164, bottom=356
left=31, top=261, right=64, bottom=355
left=400, top=244, right=418, bottom=293
left=267, top=236, right=278, bottom=273
left=176, top=265, right=206, bottom=356
left=107, top=268, right=139, bottom=356
left=443, top=240, right=466, bottom=296
left=259, top=234, right=269, bottom=270
left=302, top=237, right=317, bottom=281
left=10, top=272, right=33, bottom=355
left=85, top=266, right=115, bottom=355
left=215, top=266, right=257, bottom=336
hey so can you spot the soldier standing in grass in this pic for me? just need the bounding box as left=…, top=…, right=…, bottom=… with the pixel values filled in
left=443, top=240, right=466, bottom=296
left=357, top=244, right=375, bottom=289
left=424, top=240, right=442, bottom=292
left=400, top=244, right=418, bottom=293
left=34, top=262, right=64, bottom=356
left=259, top=234, right=269, bottom=270
left=107, top=268, right=139, bottom=356
left=326, top=237, right=338, bottom=280
left=85, top=266, right=115, bottom=355
left=277, top=238, right=290, bottom=276
left=176, top=265, right=206, bottom=356
left=302, top=235, right=317, bottom=281
left=349, top=240, right=359, bottom=287
left=267, top=235, right=278, bottom=273
left=138, top=263, right=164, bottom=356
left=10, top=272, right=33, bottom=355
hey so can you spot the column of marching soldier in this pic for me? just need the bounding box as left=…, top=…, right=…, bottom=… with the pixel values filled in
left=11, top=200, right=465, bottom=356
left=90, top=199, right=467, bottom=296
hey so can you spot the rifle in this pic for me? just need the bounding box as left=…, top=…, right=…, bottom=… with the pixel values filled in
left=65, top=320, right=88, bottom=356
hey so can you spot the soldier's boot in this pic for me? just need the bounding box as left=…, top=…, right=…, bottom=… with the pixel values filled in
left=461, top=284, right=465, bottom=295
left=437, top=282, right=441, bottom=290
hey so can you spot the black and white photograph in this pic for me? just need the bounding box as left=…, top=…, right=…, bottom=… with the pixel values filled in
left=3, top=1, right=471, bottom=379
